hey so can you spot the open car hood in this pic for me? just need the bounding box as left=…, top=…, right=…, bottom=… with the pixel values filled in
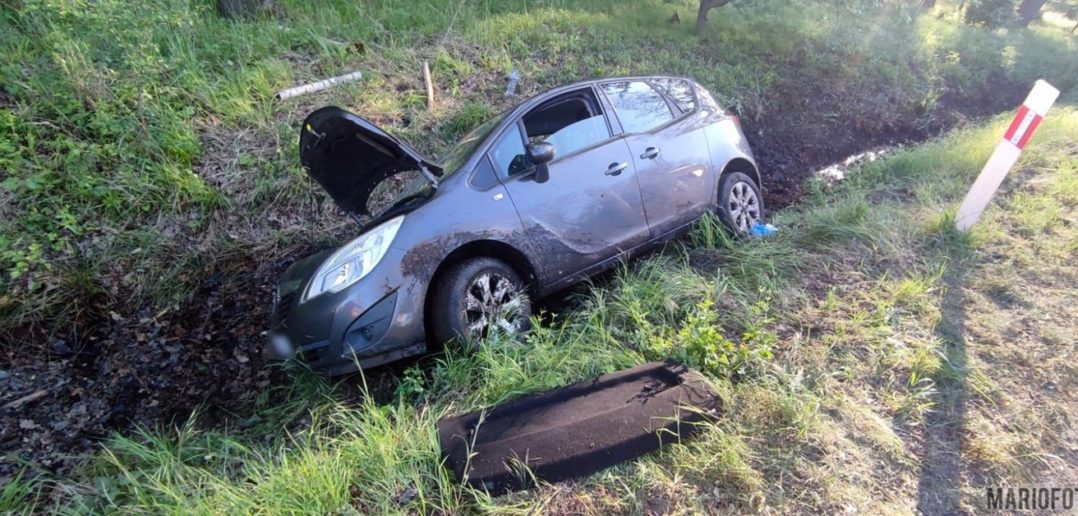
left=299, top=107, right=442, bottom=217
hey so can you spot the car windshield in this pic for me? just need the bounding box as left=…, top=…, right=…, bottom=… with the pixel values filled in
left=438, top=111, right=507, bottom=173
left=361, top=111, right=508, bottom=224
left=364, top=172, right=432, bottom=223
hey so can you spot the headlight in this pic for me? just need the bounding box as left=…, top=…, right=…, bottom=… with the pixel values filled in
left=302, top=216, right=404, bottom=302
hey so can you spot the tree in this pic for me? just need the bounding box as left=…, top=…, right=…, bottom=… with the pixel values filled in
left=964, top=0, right=1017, bottom=26
left=1017, top=0, right=1047, bottom=26
left=696, top=0, right=732, bottom=35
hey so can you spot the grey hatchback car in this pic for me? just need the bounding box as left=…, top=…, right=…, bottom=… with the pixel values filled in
left=267, top=76, right=764, bottom=375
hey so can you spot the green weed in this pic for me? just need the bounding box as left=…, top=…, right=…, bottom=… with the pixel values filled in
left=0, top=470, right=41, bottom=515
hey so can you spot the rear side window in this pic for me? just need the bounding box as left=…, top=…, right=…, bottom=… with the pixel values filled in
left=600, top=81, right=673, bottom=134
left=650, top=78, right=696, bottom=113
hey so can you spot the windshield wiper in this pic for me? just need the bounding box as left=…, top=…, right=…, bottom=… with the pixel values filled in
left=386, top=192, right=429, bottom=212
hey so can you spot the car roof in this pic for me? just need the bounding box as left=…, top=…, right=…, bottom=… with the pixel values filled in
left=518, top=75, right=700, bottom=139
left=535, top=75, right=697, bottom=99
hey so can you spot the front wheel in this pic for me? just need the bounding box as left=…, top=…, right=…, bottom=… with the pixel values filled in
left=717, top=172, right=764, bottom=234
left=429, top=257, right=532, bottom=348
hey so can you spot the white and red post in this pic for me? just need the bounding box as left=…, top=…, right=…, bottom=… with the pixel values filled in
left=955, top=80, right=1060, bottom=232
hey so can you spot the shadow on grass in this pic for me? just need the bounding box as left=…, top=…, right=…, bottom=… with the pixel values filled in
left=915, top=231, right=976, bottom=514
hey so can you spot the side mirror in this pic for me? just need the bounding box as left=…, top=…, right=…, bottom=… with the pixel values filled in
left=527, top=141, right=556, bottom=164
left=526, top=142, right=555, bottom=183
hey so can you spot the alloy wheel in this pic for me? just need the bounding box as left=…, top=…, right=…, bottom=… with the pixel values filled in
left=727, top=181, right=761, bottom=232
left=464, top=272, right=526, bottom=338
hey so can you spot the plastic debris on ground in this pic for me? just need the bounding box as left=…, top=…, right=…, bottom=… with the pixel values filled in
left=750, top=222, right=779, bottom=237
left=437, top=361, right=721, bottom=493
left=504, top=69, right=520, bottom=96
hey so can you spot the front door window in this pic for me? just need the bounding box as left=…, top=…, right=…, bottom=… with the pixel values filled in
left=522, top=89, right=610, bottom=162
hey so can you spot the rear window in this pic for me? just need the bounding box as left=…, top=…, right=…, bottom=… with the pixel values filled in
left=650, top=78, right=697, bottom=113
left=600, top=81, right=673, bottom=134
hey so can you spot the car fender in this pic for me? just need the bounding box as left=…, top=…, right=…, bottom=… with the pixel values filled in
left=389, top=172, right=539, bottom=329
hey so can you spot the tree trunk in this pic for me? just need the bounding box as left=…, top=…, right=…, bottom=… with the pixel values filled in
left=1016, top=0, right=1047, bottom=27
left=695, top=0, right=730, bottom=35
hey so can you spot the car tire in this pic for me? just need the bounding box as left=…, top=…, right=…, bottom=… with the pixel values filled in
left=430, top=257, right=532, bottom=348
left=717, top=171, right=764, bottom=235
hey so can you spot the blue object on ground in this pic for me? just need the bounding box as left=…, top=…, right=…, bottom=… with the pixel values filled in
left=750, top=222, right=779, bottom=237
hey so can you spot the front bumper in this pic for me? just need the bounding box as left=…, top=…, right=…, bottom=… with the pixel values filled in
left=266, top=248, right=427, bottom=375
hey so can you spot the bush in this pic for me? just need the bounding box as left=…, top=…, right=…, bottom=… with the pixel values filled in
left=965, top=0, right=1018, bottom=26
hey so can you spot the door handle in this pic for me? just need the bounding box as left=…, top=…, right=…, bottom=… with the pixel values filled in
left=640, top=147, right=661, bottom=160
left=605, top=162, right=628, bottom=176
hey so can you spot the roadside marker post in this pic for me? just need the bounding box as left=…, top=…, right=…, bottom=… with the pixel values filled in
left=955, top=80, right=1060, bottom=232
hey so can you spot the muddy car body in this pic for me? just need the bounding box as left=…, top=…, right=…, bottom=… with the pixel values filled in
left=268, top=76, right=764, bottom=375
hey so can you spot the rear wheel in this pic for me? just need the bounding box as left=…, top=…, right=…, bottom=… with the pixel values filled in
left=717, top=171, right=763, bottom=234
left=430, top=257, right=532, bottom=348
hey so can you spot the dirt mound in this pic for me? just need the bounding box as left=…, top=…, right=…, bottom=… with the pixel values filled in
left=748, top=68, right=1027, bottom=210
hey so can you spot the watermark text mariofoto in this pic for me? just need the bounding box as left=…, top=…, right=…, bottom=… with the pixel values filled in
left=986, top=487, right=1076, bottom=511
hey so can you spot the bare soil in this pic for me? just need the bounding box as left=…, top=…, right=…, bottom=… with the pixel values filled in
left=750, top=69, right=1026, bottom=210
left=2, top=255, right=288, bottom=475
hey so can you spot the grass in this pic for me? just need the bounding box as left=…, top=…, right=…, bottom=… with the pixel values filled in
left=20, top=101, right=1075, bottom=513
left=0, top=470, right=40, bottom=515
left=1, top=0, right=1077, bottom=338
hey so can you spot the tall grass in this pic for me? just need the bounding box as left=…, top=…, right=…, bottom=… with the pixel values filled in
left=0, top=471, right=40, bottom=515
